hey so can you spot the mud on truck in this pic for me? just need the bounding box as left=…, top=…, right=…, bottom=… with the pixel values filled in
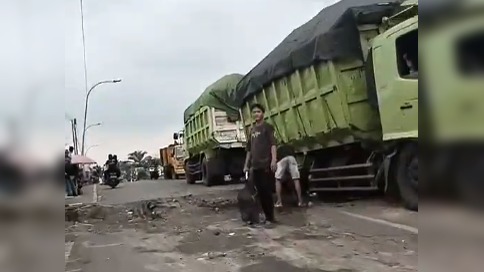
left=182, top=74, right=247, bottom=186
left=232, top=0, right=484, bottom=211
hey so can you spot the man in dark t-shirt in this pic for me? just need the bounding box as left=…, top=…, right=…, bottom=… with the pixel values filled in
left=244, top=103, right=277, bottom=227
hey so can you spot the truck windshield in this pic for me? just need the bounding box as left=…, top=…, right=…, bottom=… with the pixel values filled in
left=174, top=146, right=185, bottom=159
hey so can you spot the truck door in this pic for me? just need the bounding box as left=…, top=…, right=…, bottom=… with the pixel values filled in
left=422, top=12, right=484, bottom=141
left=372, top=18, right=418, bottom=141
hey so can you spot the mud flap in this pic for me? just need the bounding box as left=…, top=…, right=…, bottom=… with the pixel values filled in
left=383, top=149, right=398, bottom=194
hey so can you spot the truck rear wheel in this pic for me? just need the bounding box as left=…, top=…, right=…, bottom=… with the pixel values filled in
left=186, top=173, right=196, bottom=184
left=202, top=157, right=220, bottom=187
left=185, top=162, right=196, bottom=184
left=395, top=143, right=418, bottom=211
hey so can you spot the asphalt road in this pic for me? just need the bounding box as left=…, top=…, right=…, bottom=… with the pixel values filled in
left=64, top=179, right=424, bottom=272
left=98, top=179, right=245, bottom=205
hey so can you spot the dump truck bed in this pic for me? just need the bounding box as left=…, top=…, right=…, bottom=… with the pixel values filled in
left=185, top=106, right=246, bottom=154
left=241, top=56, right=382, bottom=153
left=237, top=1, right=405, bottom=152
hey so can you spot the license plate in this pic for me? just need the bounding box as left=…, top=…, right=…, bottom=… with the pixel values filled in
left=224, top=175, right=231, bottom=181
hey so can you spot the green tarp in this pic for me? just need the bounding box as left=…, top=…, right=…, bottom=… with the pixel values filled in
left=183, top=74, right=243, bottom=122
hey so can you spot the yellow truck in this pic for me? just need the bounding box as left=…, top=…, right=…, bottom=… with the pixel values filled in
left=160, top=144, right=185, bottom=179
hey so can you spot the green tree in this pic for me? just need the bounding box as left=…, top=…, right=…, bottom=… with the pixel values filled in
left=127, top=150, right=148, bottom=167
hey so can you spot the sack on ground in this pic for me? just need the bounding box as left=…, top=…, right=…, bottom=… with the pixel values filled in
left=237, top=177, right=259, bottom=224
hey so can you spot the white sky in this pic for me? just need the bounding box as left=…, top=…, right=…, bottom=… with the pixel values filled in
left=0, top=0, right=337, bottom=163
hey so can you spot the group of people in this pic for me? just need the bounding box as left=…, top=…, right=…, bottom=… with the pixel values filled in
left=244, top=103, right=306, bottom=227
left=64, top=147, right=122, bottom=197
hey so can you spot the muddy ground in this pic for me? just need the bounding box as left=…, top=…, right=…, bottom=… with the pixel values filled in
left=65, top=188, right=417, bottom=272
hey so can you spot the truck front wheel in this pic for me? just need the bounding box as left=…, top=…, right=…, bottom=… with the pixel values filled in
left=455, top=149, right=484, bottom=208
left=395, top=143, right=418, bottom=211
left=164, top=166, right=172, bottom=180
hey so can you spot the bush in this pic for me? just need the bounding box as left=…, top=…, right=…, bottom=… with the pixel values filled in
left=136, top=168, right=149, bottom=180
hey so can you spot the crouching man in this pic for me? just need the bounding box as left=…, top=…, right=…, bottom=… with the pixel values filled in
left=274, top=144, right=304, bottom=208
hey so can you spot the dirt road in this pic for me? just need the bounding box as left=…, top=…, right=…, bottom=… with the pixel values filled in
left=65, top=180, right=418, bottom=272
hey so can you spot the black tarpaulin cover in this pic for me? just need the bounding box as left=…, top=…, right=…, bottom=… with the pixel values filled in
left=232, top=0, right=403, bottom=108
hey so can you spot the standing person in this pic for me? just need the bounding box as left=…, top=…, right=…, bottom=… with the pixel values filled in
left=243, top=104, right=277, bottom=227
left=274, top=144, right=304, bottom=208
left=65, top=150, right=78, bottom=197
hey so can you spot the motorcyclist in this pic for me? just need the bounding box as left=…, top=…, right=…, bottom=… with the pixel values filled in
left=104, top=154, right=121, bottom=181
left=112, top=155, right=121, bottom=177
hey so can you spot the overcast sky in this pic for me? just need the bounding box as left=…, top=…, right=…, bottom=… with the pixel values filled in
left=0, top=0, right=337, bottom=163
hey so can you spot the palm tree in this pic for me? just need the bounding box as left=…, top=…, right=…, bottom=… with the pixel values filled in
left=127, top=150, right=148, bottom=167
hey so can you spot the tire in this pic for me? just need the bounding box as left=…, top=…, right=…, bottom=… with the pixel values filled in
left=455, top=151, right=484, bottom=208
left=185, top=162, right=196, bottom=184
left=109, top=179, right=119, bottom=189
left=186, top=173, right=196, bottom=184
left=395, top=143, right=418, bottom=211
left=202, top=157, right=220, bottom=187
left=164, top=166, right=172, bottom=180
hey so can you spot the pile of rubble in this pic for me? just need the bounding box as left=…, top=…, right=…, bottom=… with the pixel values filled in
left=183, top=194, right=238, bottom=211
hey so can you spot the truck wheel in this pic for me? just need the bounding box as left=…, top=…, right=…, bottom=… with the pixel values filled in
left=455, top=151, right=484, bottom=208
left=395, top=143, right=418, bottom=211
left=186, top=173, right=196, bottom=184
left=164, top=167, right=172, bottom=180
left=202, top=157, right=219, bottom=187
left=185, top=162, right=196, bottom=184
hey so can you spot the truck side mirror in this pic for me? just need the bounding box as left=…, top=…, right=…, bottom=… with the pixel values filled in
left=173, top=133, right=179, bottom=140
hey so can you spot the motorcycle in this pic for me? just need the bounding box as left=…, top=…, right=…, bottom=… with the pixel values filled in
left=105, top=171, right=120, bottom=189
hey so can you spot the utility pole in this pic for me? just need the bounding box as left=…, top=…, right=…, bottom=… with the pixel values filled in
left=71, top=118, right=80, bottom=155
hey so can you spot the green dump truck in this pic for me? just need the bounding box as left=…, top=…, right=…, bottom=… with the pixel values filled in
left=232, top=0, right=483, bottom=210
left=182, top=74, right=247, bottom=186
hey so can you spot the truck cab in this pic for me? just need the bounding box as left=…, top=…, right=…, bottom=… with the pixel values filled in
left=371, top=5, right=418, bottom=142
left=371, top=1, right=484, bottom=208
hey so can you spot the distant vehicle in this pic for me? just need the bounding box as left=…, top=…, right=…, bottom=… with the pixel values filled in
left=182, top=74, right=247, bottom=186
left=149, top=167, right=160, bottom=180
left=160, top=142, right=185, bottom=179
